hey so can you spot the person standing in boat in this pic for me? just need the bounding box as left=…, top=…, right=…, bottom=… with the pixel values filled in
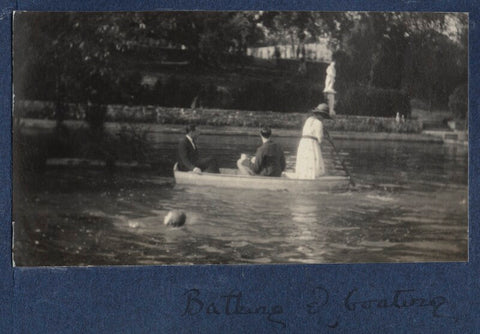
left=238, top=126, right=285, bottom=177
left=295, top=103, right=331, bottom=179
left=177, top=124, right=219, bottom=174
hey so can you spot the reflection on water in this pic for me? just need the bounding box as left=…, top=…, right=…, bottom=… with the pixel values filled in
left=13, top=132, right=468, bottom=266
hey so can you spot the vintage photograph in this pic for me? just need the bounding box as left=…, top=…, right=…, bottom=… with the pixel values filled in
left=12, top=11, right=468, bottom=266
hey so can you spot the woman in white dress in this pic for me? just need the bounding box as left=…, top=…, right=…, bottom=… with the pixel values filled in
left=295, top=103, right=331, bottom=179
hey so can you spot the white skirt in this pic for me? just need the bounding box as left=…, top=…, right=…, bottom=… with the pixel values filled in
left=295, top=138, right=325, bottom=179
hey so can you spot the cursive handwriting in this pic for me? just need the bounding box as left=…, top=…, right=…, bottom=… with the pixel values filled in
left=182, top=289, right=286, bottom=328
left=180, top=286, right=455, bottom=330
left=345, top=288, right=452, bottom=319
left=306, top=286, right=339, bottom=328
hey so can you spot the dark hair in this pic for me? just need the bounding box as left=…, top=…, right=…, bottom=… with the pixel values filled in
left=260, top=126, right=272, bottom=138
left=185, top=124, right=196, bottom=134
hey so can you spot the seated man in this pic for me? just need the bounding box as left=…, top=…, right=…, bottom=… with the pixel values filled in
left=237, top=127, right=286, bottom=177
left=177, top=124, right=219, bottom=174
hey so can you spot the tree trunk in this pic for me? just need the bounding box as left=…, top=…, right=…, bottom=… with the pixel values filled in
left=290, top=32, right=296, bottom=59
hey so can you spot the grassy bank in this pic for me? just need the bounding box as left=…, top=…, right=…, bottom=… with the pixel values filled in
left=16, top=100, right=424, bottom=133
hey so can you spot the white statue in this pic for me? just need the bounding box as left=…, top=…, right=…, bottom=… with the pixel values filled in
left=323, top=61, right=336, bottom=116
left=323, top=61, right=336, bottom=94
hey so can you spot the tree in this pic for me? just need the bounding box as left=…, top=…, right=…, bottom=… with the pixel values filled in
left=330, top=11, right=467, bottom=109
left=14, top=12, right=139, bottom=132
left=134, top=12, right=263, bottom=67
left=403, top=29, right=467, bottom=109
left=258, top=12, right=354, bottom=55
left=14, top=11, right=467, bottom=117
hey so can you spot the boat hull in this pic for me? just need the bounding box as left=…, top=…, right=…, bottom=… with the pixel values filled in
left=173, top=166, right=351, bottom=192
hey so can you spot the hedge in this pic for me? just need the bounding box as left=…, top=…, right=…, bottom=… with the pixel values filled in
left=15, top=100, right=423, bottom=133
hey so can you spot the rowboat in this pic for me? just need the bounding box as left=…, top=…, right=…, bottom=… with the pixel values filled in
left=173, top=164, right=351, bottom=192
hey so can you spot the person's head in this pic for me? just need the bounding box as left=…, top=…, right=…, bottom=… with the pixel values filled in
left=260, top=126, right=272, bottom=142
left=312, top=103, right=331, bottom=119
left=185, top=124, right=198, bottom=140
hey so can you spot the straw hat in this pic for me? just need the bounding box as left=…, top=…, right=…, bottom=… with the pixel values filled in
left=312, top=103, right=331, bottom=119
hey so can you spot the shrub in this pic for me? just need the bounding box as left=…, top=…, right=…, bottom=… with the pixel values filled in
left=232, top=79, right=323, bottom=113
left=85, top=103, right=108, bottom=133
left=324, top=116, right=422, bottom=133
left=153, top=76, right=202, bottom=108
left=233, top=80, right=274, bottom=111
left=448, top=84, right=468, bottom=120
left=162, top=76, right=181, bottom=107
left=119, top=72, right=145, bottom=105
left=337, top=86, right=411, bottom=118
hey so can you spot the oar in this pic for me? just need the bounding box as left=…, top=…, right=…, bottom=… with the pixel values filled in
left=324, top=129, right=356, bottom=187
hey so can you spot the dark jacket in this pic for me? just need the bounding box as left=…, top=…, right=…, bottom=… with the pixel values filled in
left=251, top=140, right=286, bottom=177
left=177, top=137, right=198, bottom=171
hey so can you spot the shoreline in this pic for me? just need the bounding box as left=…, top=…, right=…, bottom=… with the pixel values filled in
left=151, top=124, right=445, bottom=143
left=19, top=118, right=446, bottom=143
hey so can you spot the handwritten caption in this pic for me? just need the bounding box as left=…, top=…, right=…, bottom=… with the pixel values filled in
left=181, top=286, right=455, bottom=329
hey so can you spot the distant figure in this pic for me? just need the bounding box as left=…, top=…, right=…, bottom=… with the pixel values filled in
left=298, top=58, right=307, bottom=75
left=295, top=103, right=331, bottom=179
left=274, top=46, right=281, bottom=66
left=296, top=43, right=306, bottom=60
left=396, top=112, right=401, bottom=123
left=323, top=61, right=336, bottom=94
left=244, top=127, right=286, bottom=177
left=177, top=124, right=219, bottom=174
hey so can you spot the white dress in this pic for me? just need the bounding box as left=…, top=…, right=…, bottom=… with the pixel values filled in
left=295, top=116, right=325, bottom=179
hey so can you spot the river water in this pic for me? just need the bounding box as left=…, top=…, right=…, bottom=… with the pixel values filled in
left=13, top=132, right=468, bottom=266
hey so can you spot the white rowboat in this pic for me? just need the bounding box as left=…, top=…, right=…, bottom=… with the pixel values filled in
left=173, top=164, right=351, bottom=192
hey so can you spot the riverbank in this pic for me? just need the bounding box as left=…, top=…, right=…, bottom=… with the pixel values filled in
left=19, top=118, right=443, bottom=143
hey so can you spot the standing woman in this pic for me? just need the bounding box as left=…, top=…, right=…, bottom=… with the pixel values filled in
left=295, top=103, right=331, bottom=179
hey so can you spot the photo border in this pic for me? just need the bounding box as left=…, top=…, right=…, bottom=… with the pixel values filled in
left=1, top=0, right=478, bottom=332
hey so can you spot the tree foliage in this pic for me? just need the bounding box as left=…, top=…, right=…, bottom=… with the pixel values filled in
left=308, top=11, right=468, bottom=112
left=14, top=12, right=266, bottom=129
left=14, top=11, right=468, bottom=120
left=256, top=11, right=467, bottom=111
left=258, top=11, right=354, bottom=51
